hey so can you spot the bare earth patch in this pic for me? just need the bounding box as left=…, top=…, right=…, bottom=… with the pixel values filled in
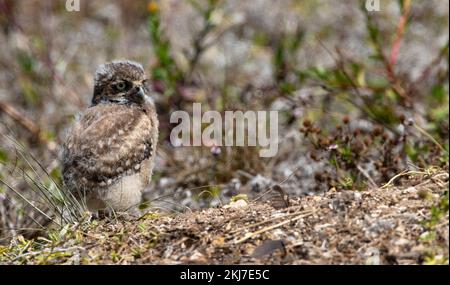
left=0, top=171, right=448, bottom=265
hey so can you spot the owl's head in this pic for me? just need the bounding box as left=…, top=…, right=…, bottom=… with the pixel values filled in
left=92, top=60, right=149, bottom=105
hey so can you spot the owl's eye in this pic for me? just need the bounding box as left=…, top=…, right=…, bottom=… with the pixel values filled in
left=115, top=82, right=128, bottom=91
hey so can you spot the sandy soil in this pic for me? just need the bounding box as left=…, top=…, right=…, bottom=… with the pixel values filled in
left=0, top=170, right=448, bottom=265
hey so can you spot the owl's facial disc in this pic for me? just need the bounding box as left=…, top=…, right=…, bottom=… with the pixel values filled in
left=92, top=60, right=148, bottom=105
left=103, top=80, right=147, bottom=105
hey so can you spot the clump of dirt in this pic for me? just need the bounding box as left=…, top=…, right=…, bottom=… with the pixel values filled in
left=0, top=170, right=448, bottom=265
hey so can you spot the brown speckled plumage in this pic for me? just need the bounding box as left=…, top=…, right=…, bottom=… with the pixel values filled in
left=62, top=60, right=158, bottom=214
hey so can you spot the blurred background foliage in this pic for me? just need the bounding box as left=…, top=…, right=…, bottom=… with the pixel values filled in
left=0, top=0, right=448, bottom=240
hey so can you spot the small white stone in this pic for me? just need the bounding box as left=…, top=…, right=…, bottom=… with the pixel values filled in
left=224, top=199, right=248, bottom=210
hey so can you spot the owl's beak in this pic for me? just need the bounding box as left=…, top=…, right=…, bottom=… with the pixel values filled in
left=129, top=84, right=146, bottom=104
left=137, top=86, right=145, bottom=98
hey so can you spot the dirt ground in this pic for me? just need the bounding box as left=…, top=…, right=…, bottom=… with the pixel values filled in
left=0, top=170, right=448, bottom=265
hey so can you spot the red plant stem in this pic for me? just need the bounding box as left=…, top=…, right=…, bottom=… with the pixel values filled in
left=389, top=1, right=411, bottom=71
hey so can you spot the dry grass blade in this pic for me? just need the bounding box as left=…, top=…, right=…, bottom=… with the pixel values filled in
left=0, top=178, right=56, bottom=226
left=228, top=209, right=313, bottom=235
left=381, top=167, right=444, bottom=189
left=233, top=211, right=315, bottom=244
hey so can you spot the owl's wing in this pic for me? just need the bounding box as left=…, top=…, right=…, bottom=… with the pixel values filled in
left=62, top=104, right=156, bottom=192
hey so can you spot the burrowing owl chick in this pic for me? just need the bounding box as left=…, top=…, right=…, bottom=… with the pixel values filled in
left=62, top=60, right=158, bottom=215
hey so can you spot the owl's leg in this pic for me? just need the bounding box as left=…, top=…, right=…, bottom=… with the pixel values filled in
left=97, top=208, right=114, bottom=219
left=93, top=208, right=138, bottom=221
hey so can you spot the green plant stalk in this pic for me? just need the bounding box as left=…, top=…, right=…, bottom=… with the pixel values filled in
left=413, top=123, right=447, bottom=153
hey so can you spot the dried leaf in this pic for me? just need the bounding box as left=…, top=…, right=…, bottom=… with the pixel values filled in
left=250, top=239, right=286, bottom=258
left=269, top=185, right=290, bottom=209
